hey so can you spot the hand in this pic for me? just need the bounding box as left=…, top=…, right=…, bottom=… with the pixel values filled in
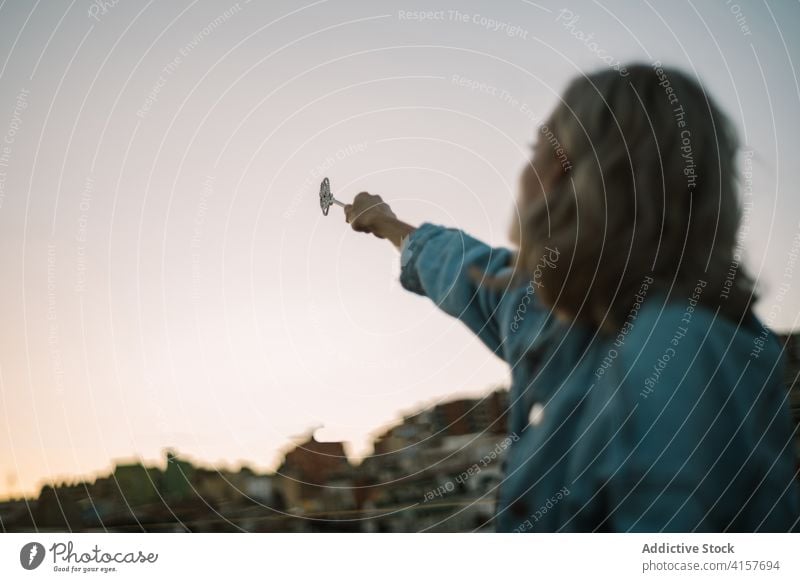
left=344, top=192, right=397, bottom=238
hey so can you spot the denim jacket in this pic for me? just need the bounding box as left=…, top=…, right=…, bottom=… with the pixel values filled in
left=400, top=223, right=800, bottom=532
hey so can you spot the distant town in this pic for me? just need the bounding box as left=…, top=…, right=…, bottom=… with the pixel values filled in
left=2, top=333, right=798, bottom=533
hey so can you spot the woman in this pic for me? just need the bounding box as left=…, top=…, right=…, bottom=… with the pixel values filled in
left=344, top=64, right=800, bottom=532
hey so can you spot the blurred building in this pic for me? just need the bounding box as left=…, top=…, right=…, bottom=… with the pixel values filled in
left=274, top=434, right=352, bottom=516
left=357, top=388, right=510, bottom=532
left=113, top=462, right=162, bottom=506
left=3, top=359, right=797, bottom=533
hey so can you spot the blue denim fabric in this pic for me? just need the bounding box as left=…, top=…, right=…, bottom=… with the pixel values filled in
left=400, top=222, right=800, bottom=532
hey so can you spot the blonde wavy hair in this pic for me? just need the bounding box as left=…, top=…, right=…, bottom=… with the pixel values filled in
left=512, top=63, right=755, bottom=331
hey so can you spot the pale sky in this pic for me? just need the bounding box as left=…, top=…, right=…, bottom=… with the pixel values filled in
left=1, top=0, right=799, bottom=499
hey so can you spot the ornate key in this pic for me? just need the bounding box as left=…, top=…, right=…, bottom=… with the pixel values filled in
left=319, top=177, right=345, bottom=216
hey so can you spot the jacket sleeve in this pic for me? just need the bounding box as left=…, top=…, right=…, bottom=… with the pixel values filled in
left=399, top=222, right=515, bottom=357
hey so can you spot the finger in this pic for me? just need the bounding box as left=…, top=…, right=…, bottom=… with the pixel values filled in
left=344, top=204, right=353, bottom=222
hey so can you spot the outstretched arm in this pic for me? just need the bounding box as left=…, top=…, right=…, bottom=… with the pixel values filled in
left=343, top=190, right=518, bottom=358
left=343, top=192, right=415, bottom=249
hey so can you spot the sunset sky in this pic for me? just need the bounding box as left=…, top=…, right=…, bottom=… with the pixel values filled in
left=1, top=0, right=799, bottom=499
